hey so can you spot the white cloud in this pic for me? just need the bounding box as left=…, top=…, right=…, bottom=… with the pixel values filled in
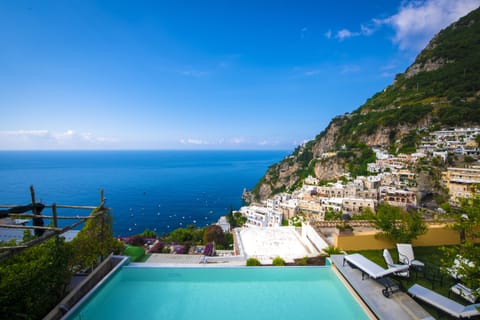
left=231, top=137, right=246, bottom=144
left=180, top=138, right=209, bottom=145
left=382, top=0, right=480, bottom=50
left=335, top=24, right=377, bottom=41
left=332, top=0, right=479, bottom=49
left=0, top=129, right=116, bottom=149
left=0, top=129, right=50, bottom=137
left=336, top=29, right=359, bottom=41
left=52, top=130, right=116, bottom=145
left=380, top=63, right=398, bottom=71
left=301, top=27, right=308, bottom=39
left=257, top=140, right=281, bottom=147
left=325, top=29, right=332, bottom=39
left=340, top=65, right=361, bottom=74
left=177, top=69, right=208, bottom=77
left=292, top=139, right=311, bottom=147
left=258, top=140, right=269, bottom=146
left=303, top=69, right=322, bottom=77
left=380, top=71, right=395, bottom=78
left=360, top=24, right=374, bottom=36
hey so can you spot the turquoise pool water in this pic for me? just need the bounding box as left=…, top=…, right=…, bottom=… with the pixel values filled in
left=68, top=267, right=370, bottom=320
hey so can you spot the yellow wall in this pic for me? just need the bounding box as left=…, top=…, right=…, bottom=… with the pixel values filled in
left=334, top=224, right=461, bottom=250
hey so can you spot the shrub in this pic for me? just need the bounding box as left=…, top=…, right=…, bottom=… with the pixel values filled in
left=129, top=235, right=145, bottom=247
left=246, top=258, right=261, bottom=266
left=322, top=246, right=343, bottom=256
left=272, top=256, right=285, bottom=266
left=149, top=241, right=164, bottom=253
left=141, top=228, right=158, bottom=238
left=297, top=256, right=309, bottom=266
left=123, top=245, right=145, bottom=262
left=204, top=242, right=214, bottom=256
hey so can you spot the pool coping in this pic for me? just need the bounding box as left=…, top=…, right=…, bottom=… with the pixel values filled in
left=58, top=258, right=377, bottom=320
left=330, top=254, right=433, bottom=320
left=331, top=261, right=378, bottom=320
left=48, top=255, right=129, bottom=320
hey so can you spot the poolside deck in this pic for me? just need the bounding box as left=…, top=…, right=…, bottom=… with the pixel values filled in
left=330, top=255, right=433, bottom=320
left=143, top=253, right=246, bottom=267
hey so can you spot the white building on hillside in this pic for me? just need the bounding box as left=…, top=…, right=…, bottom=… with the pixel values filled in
left=240, top=205, right=283, bottom=228
left=216, top=216, right=231, bottom=233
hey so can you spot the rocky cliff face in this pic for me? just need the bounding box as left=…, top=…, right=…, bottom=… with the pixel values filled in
left=313, top=158, right=345, bottom=181
left=311, top=122, right=340, bottom=157
left=404, top=56, right=454, bottom=79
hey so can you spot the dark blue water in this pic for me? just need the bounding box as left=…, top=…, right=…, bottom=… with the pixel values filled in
left=0, top=150, right=287, bottom=236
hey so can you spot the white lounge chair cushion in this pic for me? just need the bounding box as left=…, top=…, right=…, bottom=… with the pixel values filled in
left=408, top=284, right=480, bottom=318
left=344, top=253, right=409, bottom=279
left=450, top=283, right=479, bottom=304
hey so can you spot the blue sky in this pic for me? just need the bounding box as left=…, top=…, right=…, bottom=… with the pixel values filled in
left=1, top=0, right=479, bottom=150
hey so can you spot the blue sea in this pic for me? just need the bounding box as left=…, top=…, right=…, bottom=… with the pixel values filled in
left=0, top=150, right=287, bottom=236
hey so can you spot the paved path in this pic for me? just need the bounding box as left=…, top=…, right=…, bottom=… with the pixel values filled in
left=331, top=255, right=433, bottom=320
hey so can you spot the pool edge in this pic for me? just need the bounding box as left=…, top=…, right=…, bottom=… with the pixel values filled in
left=45, top=254, right=129, bottom=320
left=331, top=260, right=378, bottom=320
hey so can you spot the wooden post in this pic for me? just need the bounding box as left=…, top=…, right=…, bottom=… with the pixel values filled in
left=100, top=189, right=105, bottom=208
left=100, top=188, right=106, bottom=261
left=52, top=203, right=58, bottom=228
left=30, top=185, right=36, bottom=216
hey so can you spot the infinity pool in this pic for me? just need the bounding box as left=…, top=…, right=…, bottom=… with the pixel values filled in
left=67, top=266, right=370, bottom=320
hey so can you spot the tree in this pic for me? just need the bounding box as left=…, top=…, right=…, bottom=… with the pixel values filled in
left=70, top=207, right=123, bottom=273
left=203, top=225, right=225, bottom=246
left=324, top=208, right=342, bottom=220
left=226, top=209, right=246, bottom=228
left=0, top=237, right=73, bottom=319
left=164, top=226, right=203, bottom=243
left=141, top=228, right=158, bottom=238
left=373, top=204, right=427, bottom=243
left=442, top=195, right=480, bottom=292
left=464, top=155, right=475, bottom=163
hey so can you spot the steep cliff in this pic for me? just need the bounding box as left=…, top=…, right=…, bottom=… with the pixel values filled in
left=251, top=6, right=480, bottom=201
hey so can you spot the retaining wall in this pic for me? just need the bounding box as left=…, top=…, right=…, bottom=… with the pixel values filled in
left=333, top=224, right=463, bottom=250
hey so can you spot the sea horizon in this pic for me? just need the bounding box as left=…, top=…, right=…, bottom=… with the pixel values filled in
left=0, top=149, right=289, bottom=236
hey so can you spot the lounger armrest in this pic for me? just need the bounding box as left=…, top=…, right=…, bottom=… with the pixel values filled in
left=398, top=252, right=410, bottom=265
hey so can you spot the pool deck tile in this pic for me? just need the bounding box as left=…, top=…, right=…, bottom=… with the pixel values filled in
left=330, top=255, right=433, bottom=320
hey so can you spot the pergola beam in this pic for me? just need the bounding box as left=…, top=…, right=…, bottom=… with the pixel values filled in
left=0, top=186, right=108, bottom=262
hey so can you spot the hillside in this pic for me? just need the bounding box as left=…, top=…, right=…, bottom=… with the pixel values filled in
left=250, top=6, right=480, bottom=201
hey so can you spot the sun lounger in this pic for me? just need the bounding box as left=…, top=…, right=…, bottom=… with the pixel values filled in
left=408, top=284, right=480, bottom=318
left=397, top=243, right=424, bottom=268
left=344, top=253, right=410, bottom=279
left=450, top=283, right=479, bottom=304
left=383, top=249, right=409, bottom=278
left=343, top=253, right=409, bottom=297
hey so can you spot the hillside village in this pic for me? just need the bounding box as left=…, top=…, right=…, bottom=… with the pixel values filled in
left=240, top=127, right=480, bottom=228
